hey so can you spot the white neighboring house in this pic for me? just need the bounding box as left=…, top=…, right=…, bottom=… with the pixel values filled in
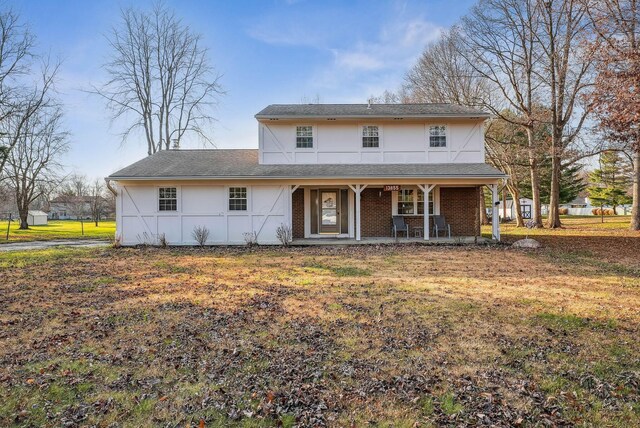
left=49, top=195, right=115, bottom=220
left=107, top=103, right=507, bottom=246
left=27, top=210, right=48, bottom=226
left=560, top=196, right=632, bottom=215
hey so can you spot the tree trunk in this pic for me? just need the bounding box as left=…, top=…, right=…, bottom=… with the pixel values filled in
left=18, top=207, right=29, bottom=230
left=479, top=186, right=490, bottom=225
left=508, top=185, right=524, bottom=227
left=631, top=149, right=640, bottom=230
left=526, top=127, right=543, bottom=227
left=546, top=144, right=563, bottom=229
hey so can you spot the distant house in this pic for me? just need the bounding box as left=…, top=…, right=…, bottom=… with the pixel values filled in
left=27, top=210, right=48, bottom=226
left=49, top=195, right=115, bottom=220
left=560, top=196, right=631, bottom=215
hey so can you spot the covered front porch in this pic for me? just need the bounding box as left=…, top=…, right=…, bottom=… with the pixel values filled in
left=285, top=179, right=502, bottom=242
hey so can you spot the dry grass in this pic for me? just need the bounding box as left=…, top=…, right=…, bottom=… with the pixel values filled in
left=0, top=220, right=116, bottom=244
left=1, top=219, right=639, bottom=426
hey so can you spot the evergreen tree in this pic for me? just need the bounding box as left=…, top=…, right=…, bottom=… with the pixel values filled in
left=520, top=157, right=587, bottom=205
left=588, top=150, right=633, bottom=214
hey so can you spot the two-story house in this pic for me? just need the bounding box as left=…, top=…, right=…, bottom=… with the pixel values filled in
left=107, top=103, right=506, bottom=245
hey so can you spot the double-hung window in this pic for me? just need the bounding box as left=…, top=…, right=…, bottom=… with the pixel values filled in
left=397, top=188, right=435, bottom=215
left=362, top=125, right=379, bottom=148
left=397, top=189, right=415, bottom=215
left=429, top=125, right=447, bottom=148
left=416, top=190, right=435, bottom=215
left=158, top=187, right=177, bottom=211
left=229, top=187, right=247, bottom=211
left=296, top=126, right=313, bottom=148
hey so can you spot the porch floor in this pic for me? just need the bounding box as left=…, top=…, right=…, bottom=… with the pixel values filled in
left=291, top=236, right=491, bottom=246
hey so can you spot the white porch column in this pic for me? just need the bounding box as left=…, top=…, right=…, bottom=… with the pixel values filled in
left=348, top=184, right=367, bottom=241
left=490, top=184, right=500, bottom=241
left=418, top=184, right=436, bottom=240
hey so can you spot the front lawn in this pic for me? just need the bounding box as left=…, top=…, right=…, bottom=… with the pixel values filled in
left=1, top=228, right=639, bottom=426
left=0, top=220, right=115, bottom=244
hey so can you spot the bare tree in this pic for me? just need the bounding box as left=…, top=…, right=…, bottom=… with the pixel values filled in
left=538, top=0, right=596, bottom=228
left=460, top=0, right=547, bottom=227
left=485, top=114, right=536, bottom=226
left=93, top=2, right=223, bottom=155
left=585, top=0, right=640, bottom=230
left=89, top=178, right=106, bottom=226
left=3, top=105, right=68, bottom=229
left=0, top=9, right=58, bottom=176
left=59, top=172, right=89, bottom=196
left=405, top=28, right=490, bottom=105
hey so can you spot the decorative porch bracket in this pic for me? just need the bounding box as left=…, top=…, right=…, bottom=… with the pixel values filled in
left=490, top=183, right=500, bottom=241
left=348, top=184, right=368, bottom=241
left=417, top=184, right=436, bottom=240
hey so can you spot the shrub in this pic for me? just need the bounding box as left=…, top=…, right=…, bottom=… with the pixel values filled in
left=558, top=207, right=569, bottom=215
left=275, top=223, right=292, bottom=247
left=110, top=234, right=122, bottom=248
left=243, top=231, right=258, bottom=247
left=191, top=225, right=210, bottom=247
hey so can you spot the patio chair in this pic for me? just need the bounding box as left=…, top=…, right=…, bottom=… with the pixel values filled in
left=392, top=216, right=410, bottom=239
left=432, top=215, right=451, bottom=239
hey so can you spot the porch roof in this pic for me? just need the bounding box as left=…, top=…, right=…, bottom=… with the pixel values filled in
left=108, top=149, right=506, bottom=180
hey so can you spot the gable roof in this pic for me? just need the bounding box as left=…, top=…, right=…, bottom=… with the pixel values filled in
left=255, top=103, right=490, bottom=119
left=28, top=210, right=48, bottom=216
left=108, top=149, right=506, bottom=180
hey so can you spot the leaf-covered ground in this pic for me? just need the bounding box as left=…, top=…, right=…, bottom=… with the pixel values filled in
left=1, top=225, right=639, bottom=426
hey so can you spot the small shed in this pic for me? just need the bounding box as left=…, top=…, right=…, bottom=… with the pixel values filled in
left=27, top=210, right=48, bottom=226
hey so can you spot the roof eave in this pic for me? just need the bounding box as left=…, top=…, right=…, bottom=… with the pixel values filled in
left=255, top=114, right=491, bottom=120
left=108, top=174, right=507, bottom=181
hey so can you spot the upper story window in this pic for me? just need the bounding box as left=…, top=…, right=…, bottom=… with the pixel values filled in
left=362, top=125, right=379, bottom=148
left=296, top=126, right=313, bottom=148
left=229, top=187, right=247, bottom=211
left=429, top=125, right=447, bottom=148
left=158, top=187, right=177, bottom=211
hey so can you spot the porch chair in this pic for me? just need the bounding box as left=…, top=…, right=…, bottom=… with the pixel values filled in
left=432, top=215, right=451, bottom=239
left=392, top=216, right=410, bottom=239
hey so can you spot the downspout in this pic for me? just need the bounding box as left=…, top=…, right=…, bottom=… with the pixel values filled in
left=105, top=178, right=117, bottom=196
left=105, top=178, right=119, bottom=244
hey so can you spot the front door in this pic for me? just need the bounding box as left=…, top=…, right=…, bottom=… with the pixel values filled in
left=521, top=205, right=531, bottom=219
left=320, top=191, right=339, bottom=233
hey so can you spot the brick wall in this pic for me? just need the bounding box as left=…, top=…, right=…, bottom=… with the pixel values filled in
left=292, top=189, right=304, bottom=238
left=294, top=186, right=480, bottom=239
left=439, top=187, right=480, bottom=236
left=360, top=188, right=392, bottom=237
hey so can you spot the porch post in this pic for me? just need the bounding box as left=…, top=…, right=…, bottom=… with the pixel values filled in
left=491, top=184, right=500, bottom=241
left=418, top=184, right=436, bottom=241
left=348, top=184, right=367, bottom=241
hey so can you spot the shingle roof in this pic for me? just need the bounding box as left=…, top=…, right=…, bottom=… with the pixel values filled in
left=255, top=103, right=490, bottom=119
left=108, top=149, right=506, bottom=180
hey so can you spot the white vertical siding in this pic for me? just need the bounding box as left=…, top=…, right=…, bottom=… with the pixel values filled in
left=117, top=184, right=288, bottom=246
left=259, top=120, right=485, bottom=165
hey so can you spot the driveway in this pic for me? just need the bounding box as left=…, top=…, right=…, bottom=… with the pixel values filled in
left=0, top=239, right=109, bottom=252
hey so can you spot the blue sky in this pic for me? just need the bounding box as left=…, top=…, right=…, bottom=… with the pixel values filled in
left=7, top=0, right=475, bottom=179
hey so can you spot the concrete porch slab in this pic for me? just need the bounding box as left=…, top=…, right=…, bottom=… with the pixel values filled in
left=291, top=237, right=490, bottom=246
